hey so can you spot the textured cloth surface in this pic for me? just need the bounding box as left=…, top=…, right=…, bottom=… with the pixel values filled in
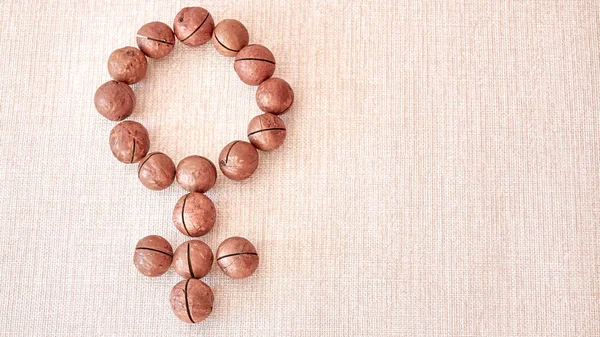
left=0, top=1, right=599, bottom=336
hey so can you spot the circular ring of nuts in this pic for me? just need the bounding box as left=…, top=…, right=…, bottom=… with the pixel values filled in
left=97, top=7, right=293, bottom=324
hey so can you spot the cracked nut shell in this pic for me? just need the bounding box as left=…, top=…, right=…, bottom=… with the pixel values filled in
left=173, top=240, right=213, bottom=279
left=176, top=155, right=217, bottom=193
left=173, top=7, right=214, bottom=47
left=109, top=121, right=150, bottom=163
left=136, top=21, right=175, bottom=59
left=247, top=113, right=286, bottom=151
left=134, top=235, right=173, bottom=277
left=138, top=152, right=176, bottom=190
left=107, top=46, right=148, bottom=85
left=94, top=80, right=136, bottom=121
left=173, top=192, right=216, bottom=237
left=218, top=141, right=259, bottom=181
left=212, top=19, right=249, bottom=57
left=170, top=279, right=214, bottom=324
left=216, top=237, right=259, bottom=279
left=234, top=44, right=276, bottom=85
left=256, top=78, right=294, bottom=115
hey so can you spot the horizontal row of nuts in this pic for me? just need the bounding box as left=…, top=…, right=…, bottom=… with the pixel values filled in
left=134, top=235, right=258, bottom=280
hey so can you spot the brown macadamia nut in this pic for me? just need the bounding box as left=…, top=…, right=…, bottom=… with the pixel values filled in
left=218, top=141, right=259, bottom=181
left=212, top=19, right=249, bottom=57
left=173, top=192, right=216, bottom=237
left=176, top=156, right=217, bottom=193
left=234, top=44, right=276, bottom=85
left=109, top=121, right=150, bottom=163
left=173, top=7, right=214, bottom=47
left=138, top=152, right=176, bottom=190
left=134, top=235, right=173, bottom=277
left=173, top=240, right=213, bottom=279
left=256, top=78, right=294, bottom=115
left=107, top=47, right=148, bottom=85
left=216, top=237, right=259, bottom=279
left=247, top=113, right=286, bottom=151
left=170, top=279, right=214, bottom=323
left=136, top=21, right=175, bottom=59
left=94, top=80, right=136, bottom=121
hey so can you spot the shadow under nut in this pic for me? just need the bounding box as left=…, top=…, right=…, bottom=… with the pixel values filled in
left=134, top=235, right=173, bottom=277
left=173, top=7, right=214, bottom=46
left=107, top=46, right=148, bottom=85
left=138, top=152, right=176, bottom=190
left=216, top=236, right=259, bottom=279
left=94, top=80, right=136, bottom=121
left=173, top=240, right=213, bottom=279
left=218, top=141, right=259, bottom=181
left=234, top=44, right=276, bottom=85
left=256, top=77, right=294, bottom=115
left=170, top=279, right=214, bottom=323
left=212, top=19, right=249, bottom=57
left=137, top=21, right=175, bottom=59
left=247, top=113, right=287, bottom=151
left=109, top=121, right=150, bottom=163
left=176, top=155, right=217, bottom=193
left=173, top=192, right=216, bottom=237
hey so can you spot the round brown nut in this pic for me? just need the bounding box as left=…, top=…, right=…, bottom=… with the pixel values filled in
left=173, top=7, right=214, bottom=47
left=176, top=156, right=217, bottom=193
left=212, top=19, right=249, bottom=57
left=234, top=44, right=276, bottom=85
left=134, top=235, right=173, bottom=277
left=107, top=47, right=148, bottom=85
left=170, top=279, right=214, bottom=324
left=173, top=192, right=216, bottom=237
left=256, top=78, right=294, bottom=115
left=138, top=152, right=176, bottom=190
left=218, top=141, right=259, bottom=181
left=247, top=113, right=286, bottom=151
left=136, top=21, right=175, bottom=59
left=109, top=121, right=150, bottom=163
left=94, top=80, right=136, bottom=121
left=216, top=237, right=259, bottom=279
left=173, top=240, right=213, bottom=279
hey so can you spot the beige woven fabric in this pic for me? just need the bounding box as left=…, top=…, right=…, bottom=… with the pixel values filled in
left=0, top=0, right=598, bottom=336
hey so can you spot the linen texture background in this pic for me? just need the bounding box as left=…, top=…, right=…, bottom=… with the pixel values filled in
left=0, top=0, right=598, bottom=336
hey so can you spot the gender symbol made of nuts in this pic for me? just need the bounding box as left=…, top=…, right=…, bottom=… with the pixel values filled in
left=94, top=6, right=294, bottom=324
